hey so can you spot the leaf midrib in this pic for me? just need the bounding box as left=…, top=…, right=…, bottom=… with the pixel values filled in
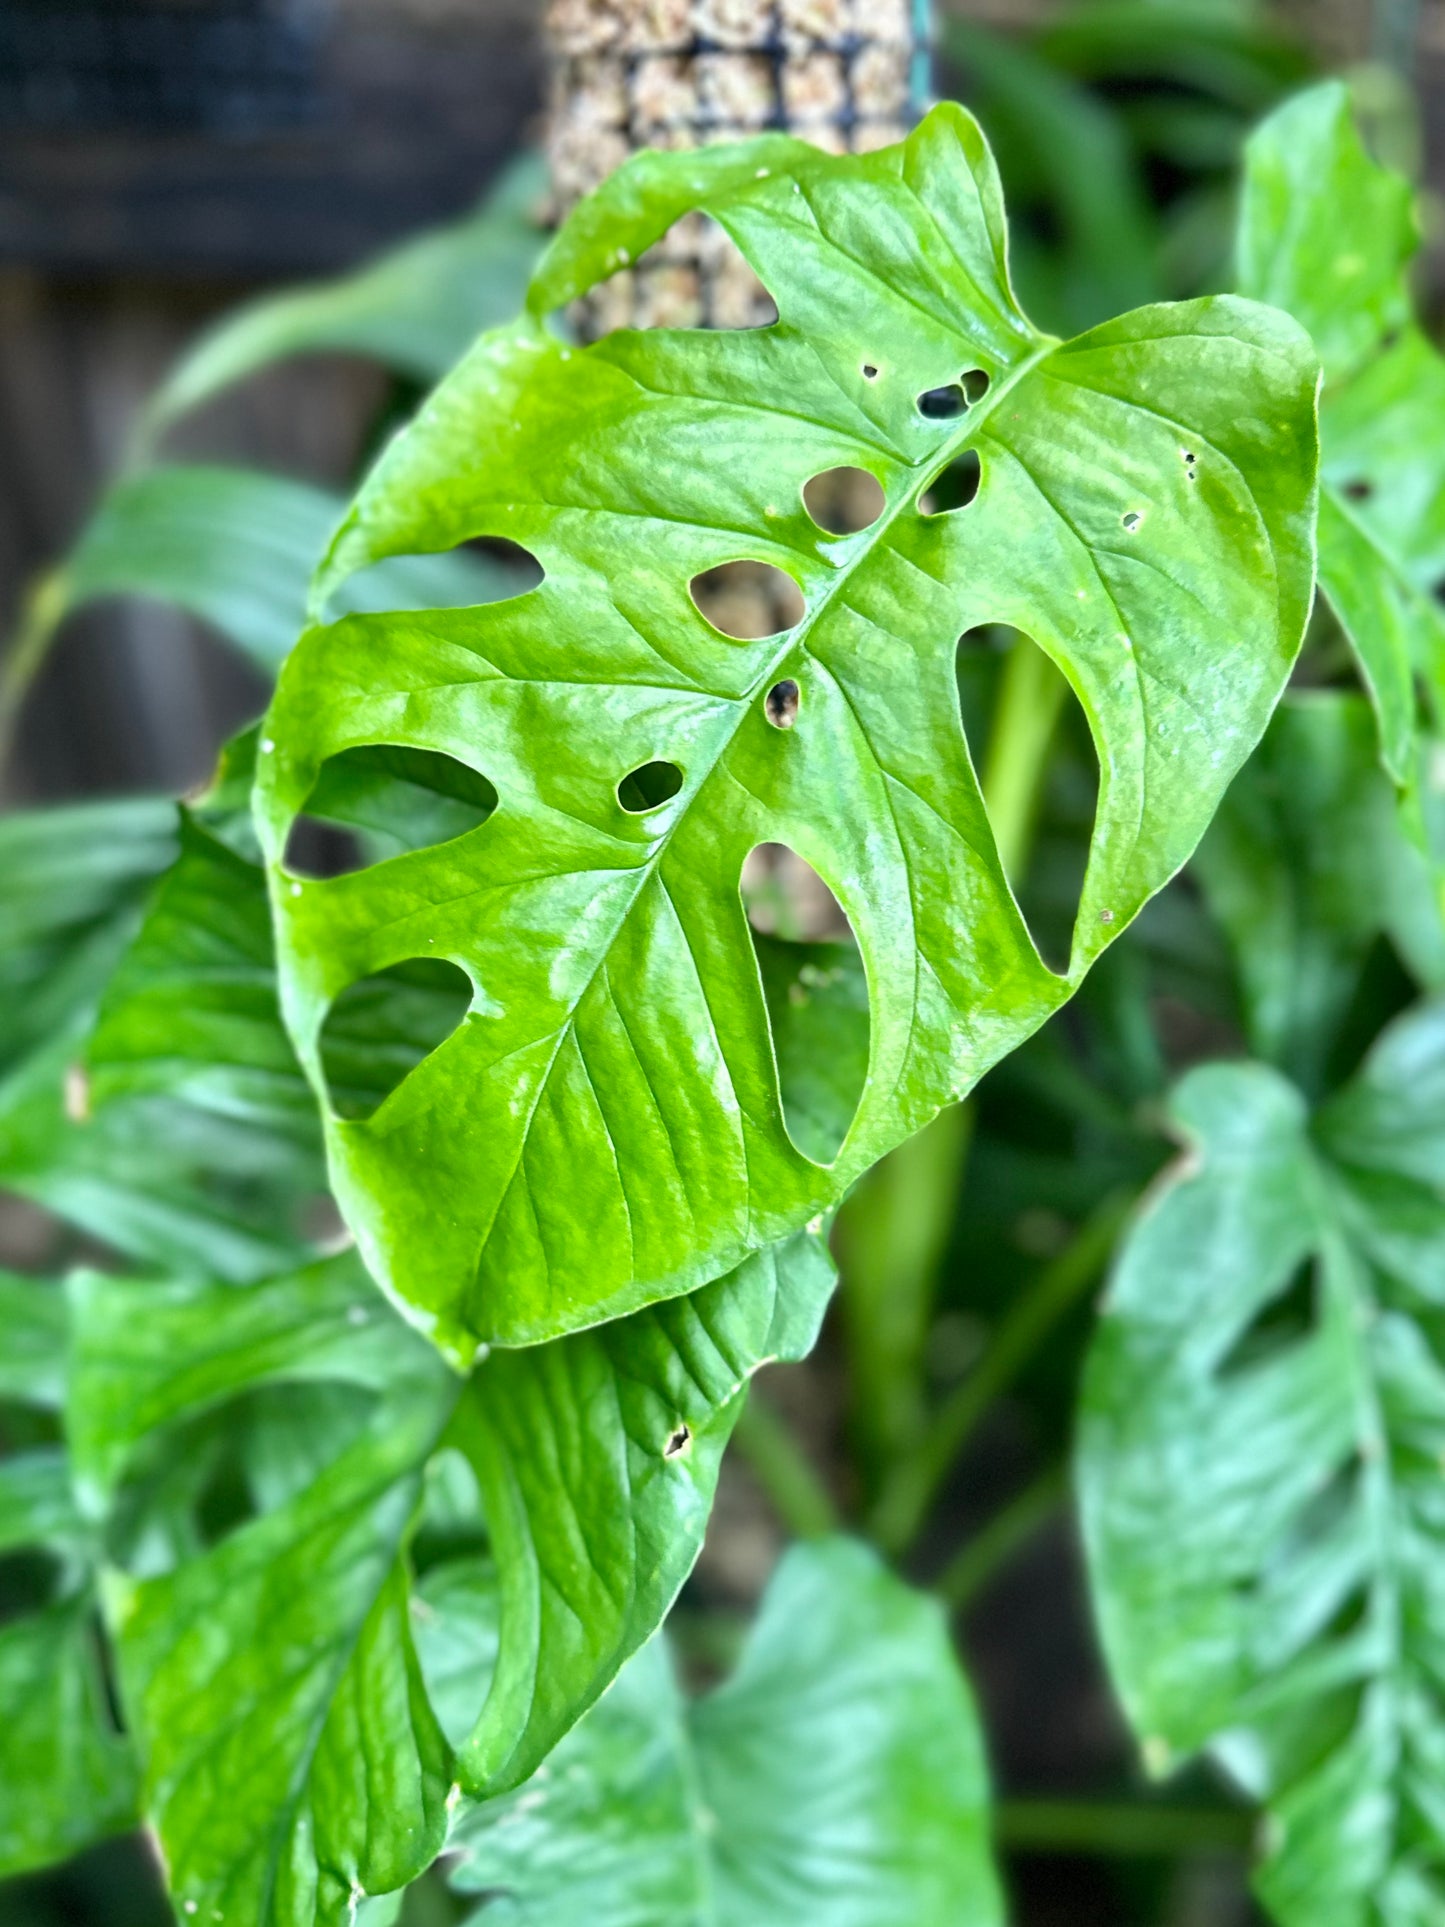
left=464, top=335, right=1058, bottom=1288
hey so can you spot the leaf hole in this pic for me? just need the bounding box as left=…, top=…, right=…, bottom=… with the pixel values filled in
left=690, top=560, right=805, bottom=640
left=861, top=362, right=878, bottom=380
left=617, top=759, right=684, bottom=813
left=961, top=627, right=1100, bottom=975
left=319, top=957, right=473, bottom=1121
left=802, top=467, right=885, bottom=535
left=742, top=844, right=868, bottom=1164
left=663, top=1423, right=692, bottom=1459
left=765, top=679, right=800, bottom=729
left=1121, top=511, right=1142, bottom=532
left=285, top=746, right=498, bottom=877
left=920, top=449, right=981, bottom=516
left=916, top=383, right=968, bottom=420
left=1342, top=479, right=1374, bottom=503
left=331, top=537, right=542, bottom=619
left=961, top=369, right=991, bottom=403
left=1215, top=1258, right=1317, bottom=1383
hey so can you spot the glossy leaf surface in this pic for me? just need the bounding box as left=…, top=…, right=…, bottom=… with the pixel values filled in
left=261, top=101, right=1319, bottom=1356
left=447, top=1537, right=1004, bottom=1926
left=1240, top=81, right=1445, bottom=781
left=1079, top=1000, right=1445, bottom=1921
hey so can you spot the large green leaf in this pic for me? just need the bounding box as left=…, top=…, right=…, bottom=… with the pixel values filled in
left=1196, top=692, right=1445, bottom=1088
left=259, top=101, right=1319, bottom=1359
left=445, top=1536, right=1004, bottom=1926
left=1239, top=81, right=1445, bottom=781
left=76, top=1219, right=837, bottom=1921
left=143, top=155, right=545, bottom=439
left=1078, top=1000, right=1445, bottom=1922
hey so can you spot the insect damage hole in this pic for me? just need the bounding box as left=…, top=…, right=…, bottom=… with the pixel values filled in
left=765, top=679, right=800, bottom=728
left=332, top=536, right=542, bottom=619
left=920, top=449, right=981, bottom=517
left=318, top=957, right=473, bottom=1122
left=1216, top=1257, right=1317, bottom=1383
left=916, top=383, right=968, bottom=420
left=690, top=560, right=805, bottom=641
left=1122, top=511, right=1142, bottom=532
left=802, top=467, right=885, bottom=535
left=663, top=1423, right=692, bottom=1459
left=285, top=746, right=498, bottom=877
left=742, top=844, right=869, bottom=1164
left=617, top=760, right=683, bottom=813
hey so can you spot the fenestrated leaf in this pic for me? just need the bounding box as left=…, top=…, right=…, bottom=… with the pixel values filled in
left=1239, top=81, right=1445, bottom=781
left=1078, top=999, right=1445, bottom=1923
left=445, top=1536, right=1004, bottom=1926
left=142, top=154, right=545, bottom=439
left=258, top=101, right=1319, bottom=1359
left=1196, top=692, right=1445, bottom=1089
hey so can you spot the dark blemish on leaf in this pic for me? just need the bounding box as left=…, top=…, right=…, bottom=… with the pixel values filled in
left=1381, top=329, right=1401, bottom=351
left=1343, top=478, right=1374, bottom=502
left=920, top=449, right=981, bottom=516
left=1122, top=512, right=1141, bottom=532
left=961, top=369, right=991, bottom=404
left=917, top=383, right=967, bottom=420
left=766, top=679, right=800, bottom=728
left=1099, top=908, right=1115, bottom=924
left=617, top=759, right=684, bottom=812
left=861, top=362, right=878, bottom=380
left=664, top=1423, right=691, bottom=1459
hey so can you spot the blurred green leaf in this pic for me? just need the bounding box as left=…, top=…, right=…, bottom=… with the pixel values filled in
left=1080, top=999, right=1445, bottom=1921
left=447, top=1537, right=1004, bottom=1926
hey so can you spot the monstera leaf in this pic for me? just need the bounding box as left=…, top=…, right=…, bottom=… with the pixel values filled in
left=70, top=809, right=853, bottom=1916
left=257, top=101, right=1318, bottom=1359
left=1239, top=81, right=1445, bottom=782
left=444, top=1537, right=1004, bottom=1927
left=1079, top=1000, right=1445, bottom=1923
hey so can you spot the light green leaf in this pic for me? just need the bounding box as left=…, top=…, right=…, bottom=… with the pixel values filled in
left=1239, top=80, right=1445, bottom=781
left=447, top=1537, right=1004, bottom=1926
left=0, top=1599, right=139, bottom=1878
left=1196, top=692, right=1445, bottom=1088
left=1079, top=1000, right=1445, bottom=1922
left=144, top=155, right=545, bottom=438
left=260, top=101, right=1318, bottom=1359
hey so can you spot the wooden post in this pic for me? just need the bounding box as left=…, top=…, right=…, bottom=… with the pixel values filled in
left=545, top=0, right=931, bottom=331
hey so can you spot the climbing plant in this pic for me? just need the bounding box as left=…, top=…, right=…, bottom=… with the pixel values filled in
left=2, top=56, right=1444, bottom=1927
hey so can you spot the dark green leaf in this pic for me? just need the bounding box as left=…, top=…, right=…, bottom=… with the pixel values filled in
left=1196, top=692, right=1445, bottom=1087
left=1079, top=1000, right=1445, bottom=1921
left=446, top=1537, right=1004, bottom=1926
left=143, top=156, right=545, bottom=437
left=259, top=102, right=1318, bottom=1358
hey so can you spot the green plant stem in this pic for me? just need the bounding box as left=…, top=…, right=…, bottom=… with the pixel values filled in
left=993, top=1799, right=1255, bottom=1858
left=0, top=571, right=67, bottom=781
left=980, top=636, right=1070, bottom=885
left=869, top=1190, right=1131, bottom=1554
left=935, top=1464, right=1067, bottom=1613
left=731, top=1391, right=839, bottom=1540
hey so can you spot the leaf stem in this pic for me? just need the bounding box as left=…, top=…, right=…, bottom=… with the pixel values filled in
left=731, top=1390, right=839, bottom=1540
left=934, top=1464, right=1067, bottom=1613
left=0, top=570, right=68, bottom=782
left=980, top=635, right=1070, bottom=886
left=869, top=1190, right=1130, bottom=1554
left=994, top=1798, right=1255, bottom=1858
